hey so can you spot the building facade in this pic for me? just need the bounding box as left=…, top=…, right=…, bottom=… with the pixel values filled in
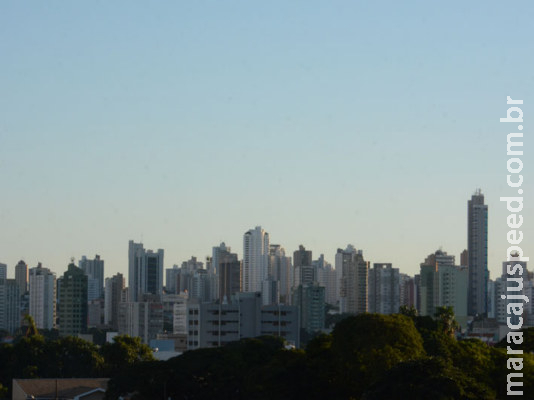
left=337, top=245, right=369, bottom=314
left=128, top=241, right=164, bottom=302
left=368, top=263, right=400, bottom=314
left=242, top=226, right=269, bottom=293
left=15, top=260, right=28, bottom=295
left=58, top=263, right=88, bottom=336
left=467, top=190, right=488, bottom=316
left=29, top=263, right=56, bottom=330
left=79, top=255, right=104, bottom=301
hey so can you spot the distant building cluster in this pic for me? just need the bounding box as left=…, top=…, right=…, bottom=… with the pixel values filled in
left=0, top=191, right=532, bottom=349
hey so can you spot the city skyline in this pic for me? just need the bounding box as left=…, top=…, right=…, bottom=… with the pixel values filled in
left=0, top=191, right=525, bottom=282
left=1, top=2, right=532, bottom=281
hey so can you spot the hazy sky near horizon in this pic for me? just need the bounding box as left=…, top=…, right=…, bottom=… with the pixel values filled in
left=1, top=1, right=533, bottom=280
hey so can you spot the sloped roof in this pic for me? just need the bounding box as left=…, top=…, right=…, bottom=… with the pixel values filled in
left=14, top=378, right=109, bottom=399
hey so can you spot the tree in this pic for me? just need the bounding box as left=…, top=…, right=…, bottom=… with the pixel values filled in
left=434, top=306, right=459, bottom=337
left=399, top=305, right=418, bottom=318
left=495, top=327, right=534, bottom=353
left=47, top=336, right=104, bottom=378
left=100, top=335, right=155, bottom=374
left=362, top=357, right=495, bottom=400
left=330, top=314, right=426, bottom=397
left=23, top=314, right=40, bottom=338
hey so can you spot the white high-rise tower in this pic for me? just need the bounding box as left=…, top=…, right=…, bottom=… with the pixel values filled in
left=29, top=263, right=56, bottom=330
left=128, top=240, right=164, bottom=302
left=243, top=226, right=270, bottom=293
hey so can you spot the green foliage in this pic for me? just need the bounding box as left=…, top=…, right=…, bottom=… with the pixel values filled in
left=435, top=306, right=459, bottom=337
left=2, top=313, right=531, bottom=399
left=495, top=327, right=534, bottom=353
left=46, top=336, right=104, bottom=378
left=0, top=383, right=7, bottom=400
left=23, top=314, right=40, bottom=337
left=330, top=313, right=426, bottom=397
left=106, top=336, right=290, bottom=400
left=324, top=311, right=352, bottom=329
left=361, top=357, right=495, bottom=400
left=489, top=347, right=534, bottom=398
left=100, top=335, right=155, bottom=374
left=399, top=305, right=418, bottom=318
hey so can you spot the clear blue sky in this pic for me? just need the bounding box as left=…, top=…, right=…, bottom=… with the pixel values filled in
left=1, top=1, right=532, bottom=280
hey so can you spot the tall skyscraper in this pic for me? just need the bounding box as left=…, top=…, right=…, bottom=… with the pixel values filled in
left=269, top=245, right=292, bottom=303
left=293, top=245, right=315, bottom=287
left=460, top=249, right=468, bottom=267
left=0, top=263, right=6, bottom=280
left=79, top=255, right=104, bottom=300
left=293, top=245, right=312, bottom=268
left=15, top=260, right=28, bottom=295
left=0, top=278, right=20, bottom=334
left=337, top=245, right=369, bottom=314
left=218, top=250, right=241, bottom=303
left=211, top=242, right=231, bottom=276
left=419, top=249, right=468, bottom=323
left=29, top=263, right=56, bottom=330
left=467, top=190, right=488, bottom=316
left=58, top=262, right=88, bottom=337
left=368, top=263, right=400, bottom=315
left=104, top=273, right=125, bottom=330
left=419, top=249, right=454, bottom=316
left=128, top=241, right=164, bottom=302
left=292, top=283, right=325, bottom=334
left=242, top=226, right=269, bottom=293
left=399, top=273, right=416, bottom=308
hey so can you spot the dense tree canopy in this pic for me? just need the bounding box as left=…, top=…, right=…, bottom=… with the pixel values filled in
left=1, top=314, right=532, bottom=399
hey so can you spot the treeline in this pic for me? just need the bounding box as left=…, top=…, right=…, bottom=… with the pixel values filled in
left=105, top=312, right=534, bottom=400
left=0, top=334, right=154, bottom=398
left=1, top=313, right=533, bottom=399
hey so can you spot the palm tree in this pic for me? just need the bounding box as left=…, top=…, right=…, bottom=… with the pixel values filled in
left=23, top=314, right=40, bottom=337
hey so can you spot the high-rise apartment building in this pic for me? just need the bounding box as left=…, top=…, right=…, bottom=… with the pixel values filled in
left=293, top=245, right=312, bottom=268
left=292, top=283, right=325, bottom=334
left=165, top=266, right=181, bottom=294
left=419, top=263, right=438, bottom=317
left=211, top=242, right=231, bottom=276
left=218, top=251, right=241, bottom=303
left=419, top=249, right=454, bottom=316
left=128, top=241, right=164, bottom=302
left=467, top=190, right=488, bottom=316
left=494, top=261, right=528, bottom=325
left=79, top=255, right=104, bottom=300
left=337, top=245, right=369, bottom=314
left=268, top=245, right=292, bottom=303
left=0, top=278, right=20, bottom=333
left=58, top=263, right=88, bottom=337
left=399, top=273, right=416, bottom=308
left=104, top=273, right=125, bottom=330
left=15, top=260, right=28, bottom=295
left=460, top=249, right=468, bottom=267
left=317, top=261, right=338, bottom=306
left=419, top=249, right=468, bottom=324
left=242, top=226, right=269, bottom=293
left=368, top=263, right=400, bottom=315
left=118, top=295, right=163, bottom=344
left=293, top=245, right=314, bottom=287
left=29, top=263, right=56, bottom=330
